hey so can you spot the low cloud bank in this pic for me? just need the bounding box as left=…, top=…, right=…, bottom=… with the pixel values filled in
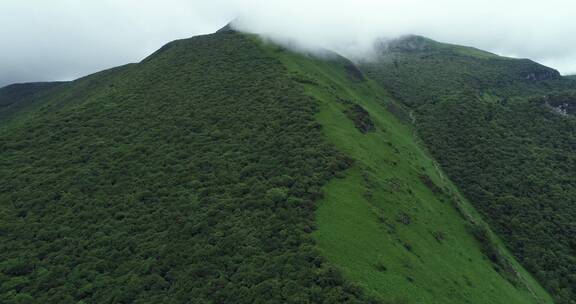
left=1, top=0, right=575, bottom=87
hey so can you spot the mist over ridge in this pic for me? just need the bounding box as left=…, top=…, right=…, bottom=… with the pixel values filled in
left=1, top=0, right=575, bottom=87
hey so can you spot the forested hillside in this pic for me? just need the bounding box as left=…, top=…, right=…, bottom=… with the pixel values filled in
left=0, top=28, right=570, bottom=304
left=264, top=40, right=551, bottom=304
left=0, top=82, right=64, bottom=120
left=0, top=31, right=377, bottom=304
left=361, top=35, right=574, bottom=107
left=361, top=36, right=576, bottom=303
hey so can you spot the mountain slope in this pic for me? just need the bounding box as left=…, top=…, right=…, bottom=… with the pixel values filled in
left=361, top=35, right=576, bottom=304
left=0, top=82, right=65, bottom=120
left=0, top=31, right=378, bottom=304
left=260, top=39, right=551, bottom=304
left=361, top=35, right=574, bottom=106
left=0, top=28, right=560, bottom=304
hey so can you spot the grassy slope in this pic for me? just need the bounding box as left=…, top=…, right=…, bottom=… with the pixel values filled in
left=258, top=40, right=553, bottom=304
left=361, top=36, right=576, bottom=303
left=0, top=29, right=558, bottom=303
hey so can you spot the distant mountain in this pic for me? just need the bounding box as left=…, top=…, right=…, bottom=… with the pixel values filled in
left=361, top=35, right=576, bottom=304
left=0, top=82, right=65, bottom=120
left=0, top=28, right=573, bottom=304
left=360, top=35, right=570, bottom=107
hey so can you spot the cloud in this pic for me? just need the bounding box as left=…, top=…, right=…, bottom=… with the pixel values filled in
left=1, top=0, right=575, bottom=87
left=0, top=0, right=233, bottom=86
left=231, top=0, right=576, bottom=71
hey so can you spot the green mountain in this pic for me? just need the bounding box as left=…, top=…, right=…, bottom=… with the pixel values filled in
left=360, top=35, right=573, bottom=107
left=0, top=28, right=572, bottom=304
left=360, top=35, right=576, bottom=304
left=1, top=32, right=376, bottom=304
left=270, top=43, right=551, bottom=304
left=0, top=82, right=64, bottom=120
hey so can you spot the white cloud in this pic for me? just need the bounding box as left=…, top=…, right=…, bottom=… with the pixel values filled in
left=1, top=0, right=575, bottom=86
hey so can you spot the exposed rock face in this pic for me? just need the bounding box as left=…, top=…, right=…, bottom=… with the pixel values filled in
left=524, top=69, right=561, bottom=81
left=548, top=99, right=576, bottom=115
left=536, top=91, right=576, bottom=115
left=216, top=22, right=236, bottom=33
left=345, top=64, right=365, bottom=81
left=345, top=104, right=375, bottom=133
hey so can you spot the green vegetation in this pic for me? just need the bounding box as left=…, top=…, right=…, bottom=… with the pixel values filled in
left=0, top=82, right=64, bottom=120
left=379, top=35, right=500, bottom=60
left=261, top=40, right=552, bottom=303
left=539, top=91, right=576, bottom=115
left=363, top=35, right=574, bottom=107
left=0, top=28, right=572, bottom=304
left=362, top=36, right=576, bottom=303
left=0, top=31, right=378, bottom=303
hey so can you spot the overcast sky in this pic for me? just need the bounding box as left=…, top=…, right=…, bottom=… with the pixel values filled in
left=1, top=0, right=576, bottom=87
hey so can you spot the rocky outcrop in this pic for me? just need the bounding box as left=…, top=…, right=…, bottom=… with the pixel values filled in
left=524, top=69, right=561, bottom=81
left=345, top=64, right=365, bottom=81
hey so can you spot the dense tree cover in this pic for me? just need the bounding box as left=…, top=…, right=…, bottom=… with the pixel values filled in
left=361, top=37, right=576, bottom=303
left=0, top=32, right=379, bottom=303
left=364, top=35, right=575, bottom=107
left=0, top=82, right=65, bottom=120
left=416, top=97, right=576, bottom=303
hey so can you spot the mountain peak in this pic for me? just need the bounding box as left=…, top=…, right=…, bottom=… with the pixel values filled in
left=376, top=35, right=437, bottom=53
left=216, top=20, right=238, bottom=33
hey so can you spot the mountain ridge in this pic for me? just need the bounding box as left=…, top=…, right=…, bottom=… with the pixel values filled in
left=0, top=82, right=66, bottom=121
left=0, top=28, right=573, bottom=303
left=359, top=34, right=576, bottom=304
